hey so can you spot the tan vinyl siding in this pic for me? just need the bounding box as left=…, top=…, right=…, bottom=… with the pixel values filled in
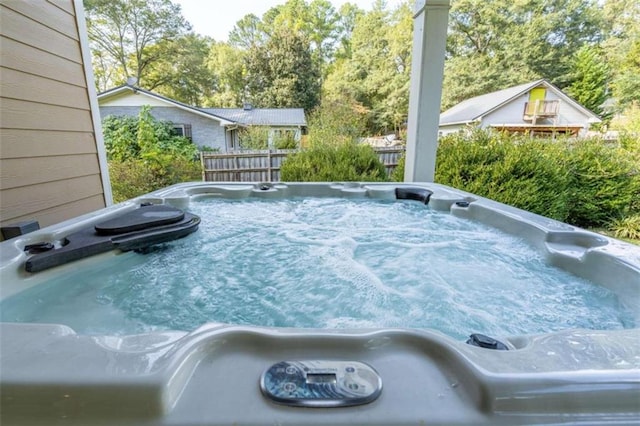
left=0, top=36, right=86, bottom=86
left=0, top=0, right=107, bottom=237
left=0, top=154, right=101, bottom=190
left=1, top=175, right=105, bottom=220
left=3, top=195, right=107, bottom=229
left=0, top=67, right=90, bottom=109
left=0, top=130, right=98, bottom=158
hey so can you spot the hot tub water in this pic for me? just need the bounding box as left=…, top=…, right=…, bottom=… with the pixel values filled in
left=1, top=198, right=633, bottom=338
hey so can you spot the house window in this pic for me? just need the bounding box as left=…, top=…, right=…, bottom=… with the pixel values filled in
left=172, top=124, right=192, bottom=141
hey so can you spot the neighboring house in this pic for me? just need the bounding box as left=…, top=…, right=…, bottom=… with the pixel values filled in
left=0, top=0, right=111, bottom=238
left=439, top=79, right=601, bottom=137
left=97, top=85, right=307, bottom=151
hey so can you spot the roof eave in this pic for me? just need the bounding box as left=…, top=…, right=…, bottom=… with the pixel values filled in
left=439, top=119, right=479, bottom=127
left=98, top=85, right=236, bottom=126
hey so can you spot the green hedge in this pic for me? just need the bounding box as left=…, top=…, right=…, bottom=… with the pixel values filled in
left=432, top=129, right=639, bottom=229
left=435, top=131, right=571, bottom=221
left=281, top=143, right=388, bottom=182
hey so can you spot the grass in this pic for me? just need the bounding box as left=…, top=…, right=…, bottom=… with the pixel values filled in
left=591, top=228, right=640, bottom=246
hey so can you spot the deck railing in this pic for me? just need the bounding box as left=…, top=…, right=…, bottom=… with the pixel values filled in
left=201, top=146, right=405, bottom=182
left=523, top=100, right=560, bottom=122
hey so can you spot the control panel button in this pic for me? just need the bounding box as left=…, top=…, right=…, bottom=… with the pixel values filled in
left=260, top=360, right=382, bottom=408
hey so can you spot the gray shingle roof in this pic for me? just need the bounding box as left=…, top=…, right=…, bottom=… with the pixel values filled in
left=202, top=108, right=307, bottom=127
left=440, top=79, right=546, bottom=125
left=98, top=85, right=307, bottom=127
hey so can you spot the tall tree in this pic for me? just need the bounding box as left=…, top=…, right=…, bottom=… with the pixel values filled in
left=228, top=14, right=267, bottom=50
left=602, top=0, right=640, bottom=110
left=143, top=34, right=214, bottom=106
left=334, top=3, right=365, bottom=61
left=244, top=27, right=321, bottom=111
left=323, top=1, right=413, bottom=133
left=442, top=0, right=603, bottom=108
left=565, top=45, right=610, bottom=116
left=206, top=41, right=246, bottom=107
left=269, top=0, right=341, bottom=67
left=84, top=0, right=190, bottom=88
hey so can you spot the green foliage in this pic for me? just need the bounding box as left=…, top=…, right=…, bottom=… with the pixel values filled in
left=146, top=34, right=215, bottom=106
left=435, top=130, right=572, bottom=221
left=434, top=129, right=639, bottom=229
left=109, top=158, right=201, bottom=203
left=102, top=114, right=139, bottom=160
left=238, top=126, right=270, bottom=150
left=390, top=153, right=405, bottom=182
left=565, top=45, right=610, bottom=117
left=268, top=0, right=341, bottom=69
left=602, top=0, right=640, bottom=111
left=237, top=127, right=300, bottom=150
left=84, top=0, right=190, bottom=90
left=563, top=138, right=640, bottom=228
left=611, top=102, right=640, bottom=157
left=273, top=131, right=299, bottom=149
left=228, top=14, right=266, bottom=49
left=104, top=106, right=198, bottom=161
left=281, top=143, right=388, bottom=182
left=206, top=41, right=245, bottom=107
left=244, top=27, right=321, bottom=111
left=323, top=2, right=413, bottom=133
left=306, top=100, right=367, bottom=147
left=442, top=0, right=603, bottom=109
left=102, top=106, right=201, bottom=202
left=610, top=215, right=640, bottom=241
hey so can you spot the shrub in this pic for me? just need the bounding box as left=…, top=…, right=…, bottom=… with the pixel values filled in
left=238, top=126, right=270, bottom=150
left=109, top=158, right=201, bottom=203
left=103, top=106, right=202, bottom=202
left=273, top=131, right=299, bottom=149
left=390, top=153, right=405, bottom=182
left=103, top=107, right=198, bottom=161
left=281, top=142, right=388, bottom=182
left=433, top=129, right=639, bottom=229
left=306, top=100, right=367, bottom=147
left=435, top=130, right=571, bottom=221
left=564, top=138, right=640, bottom=228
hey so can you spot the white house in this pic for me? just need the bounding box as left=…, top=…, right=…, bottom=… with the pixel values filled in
left=439, top=79, right=601, bottom=137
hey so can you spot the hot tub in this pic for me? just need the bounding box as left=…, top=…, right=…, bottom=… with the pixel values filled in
left=1, top=182, right=639, bottom=425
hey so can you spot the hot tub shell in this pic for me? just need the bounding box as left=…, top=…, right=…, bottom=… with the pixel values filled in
left=1, top=182, right=639, bottom=425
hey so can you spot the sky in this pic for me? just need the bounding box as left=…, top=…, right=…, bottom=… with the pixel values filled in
left=174, top=0, right=406, bottom=42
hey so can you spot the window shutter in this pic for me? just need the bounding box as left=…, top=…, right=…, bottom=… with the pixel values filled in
left=184, top=124, right=192, bottom=141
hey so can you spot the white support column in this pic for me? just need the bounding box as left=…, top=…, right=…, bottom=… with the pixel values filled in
left=404, top=0, right=450, bottom=182
left=75, top=0, right=114, bottom=205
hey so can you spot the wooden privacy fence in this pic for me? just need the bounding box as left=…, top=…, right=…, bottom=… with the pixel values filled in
left=201, top=147, right=405, bottom=182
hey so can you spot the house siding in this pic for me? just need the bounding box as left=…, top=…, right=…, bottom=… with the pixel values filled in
left=0, top=0, right=107, bottom=238
left=99, top=106, right=228, bottom=151
left=438, top=124, right=465, bottom=136
left=482, top=91, right=594, bottom=135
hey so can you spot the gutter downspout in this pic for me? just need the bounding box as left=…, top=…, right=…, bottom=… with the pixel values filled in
left=404, top=0, right=450, bottom=182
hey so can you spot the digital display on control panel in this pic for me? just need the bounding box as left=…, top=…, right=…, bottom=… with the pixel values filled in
left=306, top=373, right=337, bottom=384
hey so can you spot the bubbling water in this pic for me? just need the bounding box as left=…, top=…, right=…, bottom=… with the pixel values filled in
left=1, top=198, right=634, bottom=338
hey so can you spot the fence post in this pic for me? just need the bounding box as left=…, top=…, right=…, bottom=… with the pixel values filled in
left=200, top=151, right=205, bottom=181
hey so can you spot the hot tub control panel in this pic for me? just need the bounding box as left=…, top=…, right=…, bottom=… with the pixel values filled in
left=260, top=360, right=382, bottom=407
